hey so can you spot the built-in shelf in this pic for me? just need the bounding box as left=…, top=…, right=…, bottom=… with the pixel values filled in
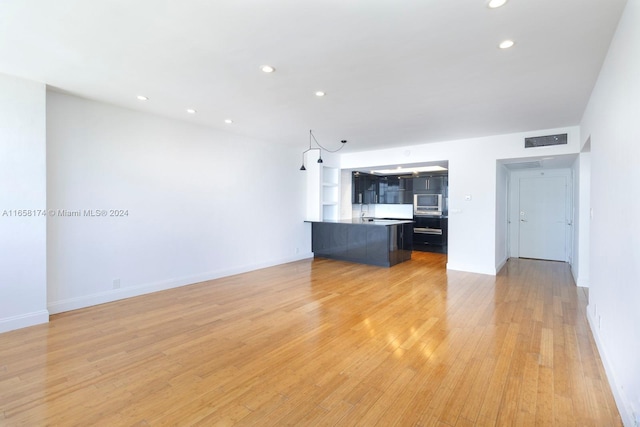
left=322, top=166, right=339, bottom=220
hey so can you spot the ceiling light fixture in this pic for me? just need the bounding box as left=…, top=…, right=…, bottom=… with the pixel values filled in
left=315, top=91, right=326, bottom=97
left=224, top=119, right=233, bottom=124
left=136, top=95, right=148, bottom=101
left=186, top=109, right=197, bottom=114
left=370, top=165, right=448, bottom=175
left=499, top=40, right=515, bottom=49
left=299, top=130, right=347, bottom=170
left=488, top=0, right=508, bottom=8
left=260, top=65, right=275, bottom=73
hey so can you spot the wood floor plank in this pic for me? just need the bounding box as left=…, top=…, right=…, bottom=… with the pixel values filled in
left=0, top=253, right=622, bottom=425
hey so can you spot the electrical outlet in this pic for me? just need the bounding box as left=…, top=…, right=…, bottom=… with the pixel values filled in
left=113, top=279, right=121, bottom=289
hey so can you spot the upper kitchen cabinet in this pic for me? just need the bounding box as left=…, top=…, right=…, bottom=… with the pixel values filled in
left=352, top=172, right=379, bottom=204
left=352, top=172, right=413, bottom=204
left=379, top=175, right=413, bottom=204
left=399, top=175, right=413, bottom=204
left=413, top=174, right=447, bottom=195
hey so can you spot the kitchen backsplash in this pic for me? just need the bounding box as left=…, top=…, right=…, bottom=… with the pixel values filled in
left=352, top=204, right=413, bottom=219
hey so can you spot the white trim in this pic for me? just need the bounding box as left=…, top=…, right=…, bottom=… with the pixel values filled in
left=446, top=262, right=497, bottom=276
left=572, top=264, right=591, bottom=288
left=495, top=256, right=508, bottom=274
left=0, top=310, right=49, bottom=334
left=48, top=253, right=313, bottom=315
left=587, top=307, right=635, bottom=427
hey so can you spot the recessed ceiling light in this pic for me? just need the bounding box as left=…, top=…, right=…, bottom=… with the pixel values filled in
left=186, top=109, right=197, bottom=114
left=488, top=0, right=508, bottom=8
left=136, top=95, right=148, bottom=101
left=499, top=40, right=515, bottom=49
left=224, top=119, right=233, bottom=124
left=260, top=65, right=275, bottom=73
left=315, top=91, right=326, bottom=97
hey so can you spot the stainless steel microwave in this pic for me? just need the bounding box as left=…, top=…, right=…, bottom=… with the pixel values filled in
left=414, top=193, right=443, bottom=216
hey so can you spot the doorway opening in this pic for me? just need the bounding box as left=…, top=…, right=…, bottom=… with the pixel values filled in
left=499, top=156, right=576, bottom=264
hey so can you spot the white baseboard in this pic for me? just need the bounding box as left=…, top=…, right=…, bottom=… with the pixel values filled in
left=446, top=262, right=497, bottom=276
left=586, top=307, right=635, bottom=427
left=48, top=252, right=314, bottom=315
left=0, top=309, right=49, bottom=334
left=576, top=277, right=591, bottom=288
left=495, top=256, right=508, bottom=274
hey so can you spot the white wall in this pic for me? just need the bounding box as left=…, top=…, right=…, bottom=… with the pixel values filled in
left=494, top=163, right=509, bottom=271
left=572, top=151, right=591, bottom=287
left=580, top=0, right=640, bottom=424
left=46, top=91, right=311, bottom=313
left=0, top=74, right=48, bottom=333
left=341, top=126, right=581, bottom=275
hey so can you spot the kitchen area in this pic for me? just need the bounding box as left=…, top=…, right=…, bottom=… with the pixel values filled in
left=306, top=162, right=449, bottom=267
left=351, top=166, right=448, bottom=254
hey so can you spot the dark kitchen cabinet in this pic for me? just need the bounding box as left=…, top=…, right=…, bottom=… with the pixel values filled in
left=352, top=172, right=365, bottom=204
left=413, top=216, right=448, bottom=253
left=390, top=222, right=413, bottom=264
left=413, top=174, right=446, bottom=194
left=353, top=172, right=413, bottom=204
left=378, top=175, right=413, bottom=204
left=311, top=222, right=347, bottom=256
left=378, top=176, right=392, bottom=203
left=311, top=221, right=413, bottom=267
left=399, top=176, right=413, bottom=204
left=352, top=172, right=380, bottom=204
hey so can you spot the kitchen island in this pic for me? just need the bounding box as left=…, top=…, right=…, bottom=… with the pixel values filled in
left=307, top=218, right=413, bottom=267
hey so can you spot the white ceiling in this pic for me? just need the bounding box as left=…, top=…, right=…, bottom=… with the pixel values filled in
left=0, top=0, right=627, bottom=153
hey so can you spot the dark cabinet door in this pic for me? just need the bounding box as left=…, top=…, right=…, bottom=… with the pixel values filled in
left=352, top=172, right=365, bottom=204
left=414, top=174, right=446, bottom=194
left=312, top=223, right=347, bottom=256
left=364, top=174, right=379, bottom=204
left=354, top=173, right=416, bottom=205
left=378, top=176, right=397, bottom=204
left=366, top=226, right=389, bottom=264
left=373, top=175, right=413, bottom=204
left=381, top=176, right=403, bottom=204
left=412, top=216, right=447, bottom=253
left=352, top=172, right=379, bottom=204
left=346, top=225, right=368, bottom=260
left=399, top=176, right=413, bottom=204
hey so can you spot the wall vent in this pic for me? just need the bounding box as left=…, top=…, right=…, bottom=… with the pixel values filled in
left=525, top=133, right=567, bottom=148
left=504, top=161, right=541, bottom=170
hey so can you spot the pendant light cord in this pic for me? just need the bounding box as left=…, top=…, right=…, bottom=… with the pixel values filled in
left=310, top=130, right=347, bottom=153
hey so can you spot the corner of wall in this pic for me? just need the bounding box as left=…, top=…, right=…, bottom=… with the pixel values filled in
left=0, top=310, right=50, bottom=334
left=0, top=74, right=48, bottom=335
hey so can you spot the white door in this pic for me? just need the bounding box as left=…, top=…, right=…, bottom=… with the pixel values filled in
left=518, top=176, right=567, bottom=261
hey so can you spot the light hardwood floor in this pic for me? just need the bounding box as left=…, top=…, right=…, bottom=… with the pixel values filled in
left=0, top=252, right=622, bottom=426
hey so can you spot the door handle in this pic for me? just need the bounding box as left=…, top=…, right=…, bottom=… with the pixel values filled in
left=520, top=219, right=527, bottom=222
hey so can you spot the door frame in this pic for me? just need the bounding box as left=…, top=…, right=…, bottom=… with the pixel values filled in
left=507, top=168, right=573, bottom=261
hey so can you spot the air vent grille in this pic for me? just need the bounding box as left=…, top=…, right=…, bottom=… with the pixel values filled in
left=525, top=133, right=567, bottom=148
left=504, top=161, right=541, bottom=170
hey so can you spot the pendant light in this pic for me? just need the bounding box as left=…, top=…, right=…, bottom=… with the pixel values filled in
left=299, top=130, right=347, bottom=170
